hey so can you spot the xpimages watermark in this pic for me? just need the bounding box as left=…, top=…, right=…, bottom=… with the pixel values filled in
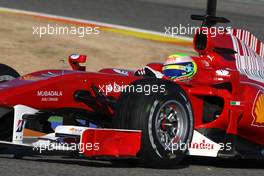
left=165, top=24, right=232, bottom=38
left=32, top=24, right=100, bottom=38
left=33, top=142, right=100, bottom=154
left=164, top=140, right=232, bottom=153
left=98, top=82, right=166, bottom=96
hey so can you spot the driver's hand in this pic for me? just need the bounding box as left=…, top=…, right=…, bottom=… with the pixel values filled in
left=135, top=66, right=164, bottom=78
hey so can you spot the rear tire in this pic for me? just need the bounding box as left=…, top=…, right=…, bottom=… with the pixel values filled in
left=0, top=110, right=14, bottom=141
left=0, top=64, right=20, bottom=83
left=113, top=79, right=193, bottom=168
left=0, top=64, right=20, bottom=142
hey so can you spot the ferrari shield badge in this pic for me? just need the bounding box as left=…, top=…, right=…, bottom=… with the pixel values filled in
left=252, top=91, right=264, bottom=127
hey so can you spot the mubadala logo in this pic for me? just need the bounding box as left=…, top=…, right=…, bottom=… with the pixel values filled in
left=37, top=91, right=63, bottom=97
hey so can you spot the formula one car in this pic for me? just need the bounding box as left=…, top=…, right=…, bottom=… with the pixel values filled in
left=0, top=0, right=264, bottom=168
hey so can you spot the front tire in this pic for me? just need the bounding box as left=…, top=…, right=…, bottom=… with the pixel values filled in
left=113, top=79, right=193, bottom=168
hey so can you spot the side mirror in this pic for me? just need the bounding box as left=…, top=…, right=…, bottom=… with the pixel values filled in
left=69, top=54, right=87, bottom=71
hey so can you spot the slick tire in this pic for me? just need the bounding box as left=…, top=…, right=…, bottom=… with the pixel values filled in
left=0, top=64, right=20, bottom=83
left=0, top=64, right=20, bottom=143
left=113, top=78, right=194, bottom=168
left=0, top=110, right=14, bottom=141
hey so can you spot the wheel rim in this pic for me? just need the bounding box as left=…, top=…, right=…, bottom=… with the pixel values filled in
left=154, top=100, right=189, bottom=151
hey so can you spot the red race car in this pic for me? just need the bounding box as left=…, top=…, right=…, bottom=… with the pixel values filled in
left=0, top=0, right=263, bottom=168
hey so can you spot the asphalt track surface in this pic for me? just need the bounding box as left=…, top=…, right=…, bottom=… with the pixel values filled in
left=0, top=0, right=264, bottom=176
left=0, top=149, right=264, bottom=176
left=0, top=0, right=263, bottom=40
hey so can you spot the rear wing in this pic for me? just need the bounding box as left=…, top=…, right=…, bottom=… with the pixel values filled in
left=230, top=29, right=264, bottom=83
left=231, top=29, right=264, bottom=59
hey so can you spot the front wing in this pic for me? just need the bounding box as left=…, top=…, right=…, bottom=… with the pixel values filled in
left=0, top=105, right=223, bottom=159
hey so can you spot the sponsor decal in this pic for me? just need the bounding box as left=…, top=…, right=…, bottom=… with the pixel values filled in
left=113, top=69, right=129, bottom=76
left=37, top=91, right=63, bottom=97
left=230, top=101, right=241, bottom=106
left=16, top=120, right=25, bottom=132
left=37, top=90, right=63, bottom=102
left=216, top=69, right=230, bottom=77
left=69, top=127, right=83, bottom=134
left=252, top=91, right=264, bottom=127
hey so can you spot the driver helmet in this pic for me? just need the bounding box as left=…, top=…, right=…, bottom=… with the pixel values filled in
left=162, top=53, right=197, bottom=81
